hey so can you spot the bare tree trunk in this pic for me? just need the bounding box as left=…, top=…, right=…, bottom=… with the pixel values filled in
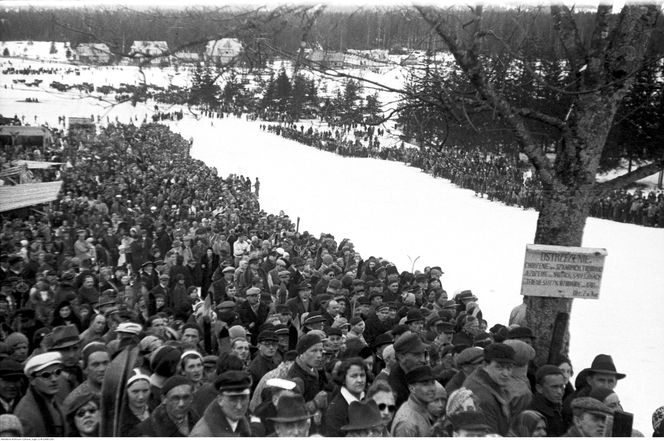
left=527, top=181, right=589, bottom=365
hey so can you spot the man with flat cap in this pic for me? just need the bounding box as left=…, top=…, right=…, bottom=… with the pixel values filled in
left=14, top=352, right=67, bottom=436
left=462, top=342, right=518, bottom=436
left=388, top=331, right=427, bottom=408
left=564, top=396, right=614, bottom=437
left=248, top=330, right=280, bottom=392
left=391, top=365, right=439, bottom=437
left=238, top=287, right=269, bottom=345
left=190, top=370, right=252, bottom=436
left=0, top=358, right=25, bottom=414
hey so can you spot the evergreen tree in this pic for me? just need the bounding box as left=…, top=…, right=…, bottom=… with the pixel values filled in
left=189, top=64, right=221, bottom=109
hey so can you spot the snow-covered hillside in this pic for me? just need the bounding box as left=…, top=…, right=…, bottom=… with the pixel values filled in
left=1, top=60, right=663, bottom=434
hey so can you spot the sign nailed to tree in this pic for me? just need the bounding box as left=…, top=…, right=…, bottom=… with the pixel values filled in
left=520, top=244, right=607, bottom=299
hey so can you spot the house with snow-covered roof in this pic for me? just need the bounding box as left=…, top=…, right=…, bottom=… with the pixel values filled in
left=205, top=38, right=243, bottom=65
left=75, top=43, right=112, bottom=64
left=129, top=40, right=170, bottom=66
left=307, top=50, right=346, bottom=69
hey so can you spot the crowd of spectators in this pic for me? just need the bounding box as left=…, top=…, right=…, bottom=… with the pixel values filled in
left=1, top=120, right=662, bottom=438
left=262, top=122, right=664, bottom=228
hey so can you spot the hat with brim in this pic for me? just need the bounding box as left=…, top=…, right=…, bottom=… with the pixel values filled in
left=579, top=354, right=626, bottom=379
left=268, top=394, right=311, bottom=423
left=215, top=370, right=252, bottom=394
left=303, top=314, right=326, bottom=326
left=405, top=310, right=425, bottom=324
left=24, top=352, right=62, bottom=376
left=49, top=324, right=80, bottom=350
left=340, top=401, right=384, bottom=431
left=222, top=266, right=235, bottom=273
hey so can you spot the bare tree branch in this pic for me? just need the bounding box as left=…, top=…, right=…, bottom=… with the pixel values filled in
left=415, top=4, right=556, bottom=186
left=594, top=158, right=664, bottom=197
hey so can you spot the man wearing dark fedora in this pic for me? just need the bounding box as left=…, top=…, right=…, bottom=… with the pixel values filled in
left=404, top=309, right=425, bottom=335
left=341, top=400, right=386, bottom=437
left=190, top=370, right=252, bottom=437
left=267, top=393, right=311, bottom=437
left=563, top=353, right=625, bottom=427
left=48, top=324, right=82, bottom=401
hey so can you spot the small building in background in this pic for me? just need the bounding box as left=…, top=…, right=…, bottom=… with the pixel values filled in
left=205, top=38, right=243, bottom=65
left=129, top=40, right=170, bottom=66
left=75, top=43, right=112, bottom=64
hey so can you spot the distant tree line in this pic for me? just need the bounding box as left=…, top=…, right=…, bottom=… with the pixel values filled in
left=4, top=6, right=662, bottom=55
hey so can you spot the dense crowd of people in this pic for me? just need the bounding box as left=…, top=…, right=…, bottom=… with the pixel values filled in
left=1, top=120, right=662, bottom=438
left=262, top=122, right=664, bottom=228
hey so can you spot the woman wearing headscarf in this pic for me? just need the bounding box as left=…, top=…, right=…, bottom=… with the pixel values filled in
left=119, top=368, right=153, bottom=437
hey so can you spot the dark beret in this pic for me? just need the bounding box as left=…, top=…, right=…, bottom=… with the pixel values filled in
left=296, top=334, right=322, bottom=355
left=162, top=375, right=193, bottom=397
left=536, top=365, right=564, bottom=384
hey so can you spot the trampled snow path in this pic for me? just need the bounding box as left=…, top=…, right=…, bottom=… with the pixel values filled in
left=2, top=61, right=663, bottom=433
left=175, top=115, right=664, bottom=434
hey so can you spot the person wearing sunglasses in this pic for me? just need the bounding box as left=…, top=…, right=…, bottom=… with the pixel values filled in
left=64, top=392, right=100, bottom=437
left=14, top=351, right=68, bottom=436
left=365, top=380, right=397, bottom=434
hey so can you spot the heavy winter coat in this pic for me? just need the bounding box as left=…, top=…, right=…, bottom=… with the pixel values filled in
left=189, top=399, right=252, bottom=437
left=528, top=392, right=568, bottom=437
left=462, top=367, right=513, bottom=436
left=391, top=394, right=433, bottom=437
left=137, top=402, right=200, bottom=437
left=14, top=387, right=67, bottom=437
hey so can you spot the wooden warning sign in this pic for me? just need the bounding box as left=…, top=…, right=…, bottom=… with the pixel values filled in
left=520, top=244, right=607, bottom=299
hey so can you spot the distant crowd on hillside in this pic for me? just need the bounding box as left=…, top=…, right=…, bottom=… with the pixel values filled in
left=261, top=122, right=664, bottom=228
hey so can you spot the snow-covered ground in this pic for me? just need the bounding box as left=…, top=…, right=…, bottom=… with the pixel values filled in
left=1, top=59, right=663, bottom=434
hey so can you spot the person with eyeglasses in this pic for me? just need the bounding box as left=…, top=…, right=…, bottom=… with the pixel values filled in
left=63, top=391, right=100, bottom=437
left=248, top=331, right=279, bottom=393
left=365, top=380, right=397, bottom=434
left=14, top=351, right=68, bottom=436
left=138, top=375, right=200, bottom=436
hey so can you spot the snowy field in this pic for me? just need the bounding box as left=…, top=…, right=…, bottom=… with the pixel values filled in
left=1, top=59, right=663, bottom=433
